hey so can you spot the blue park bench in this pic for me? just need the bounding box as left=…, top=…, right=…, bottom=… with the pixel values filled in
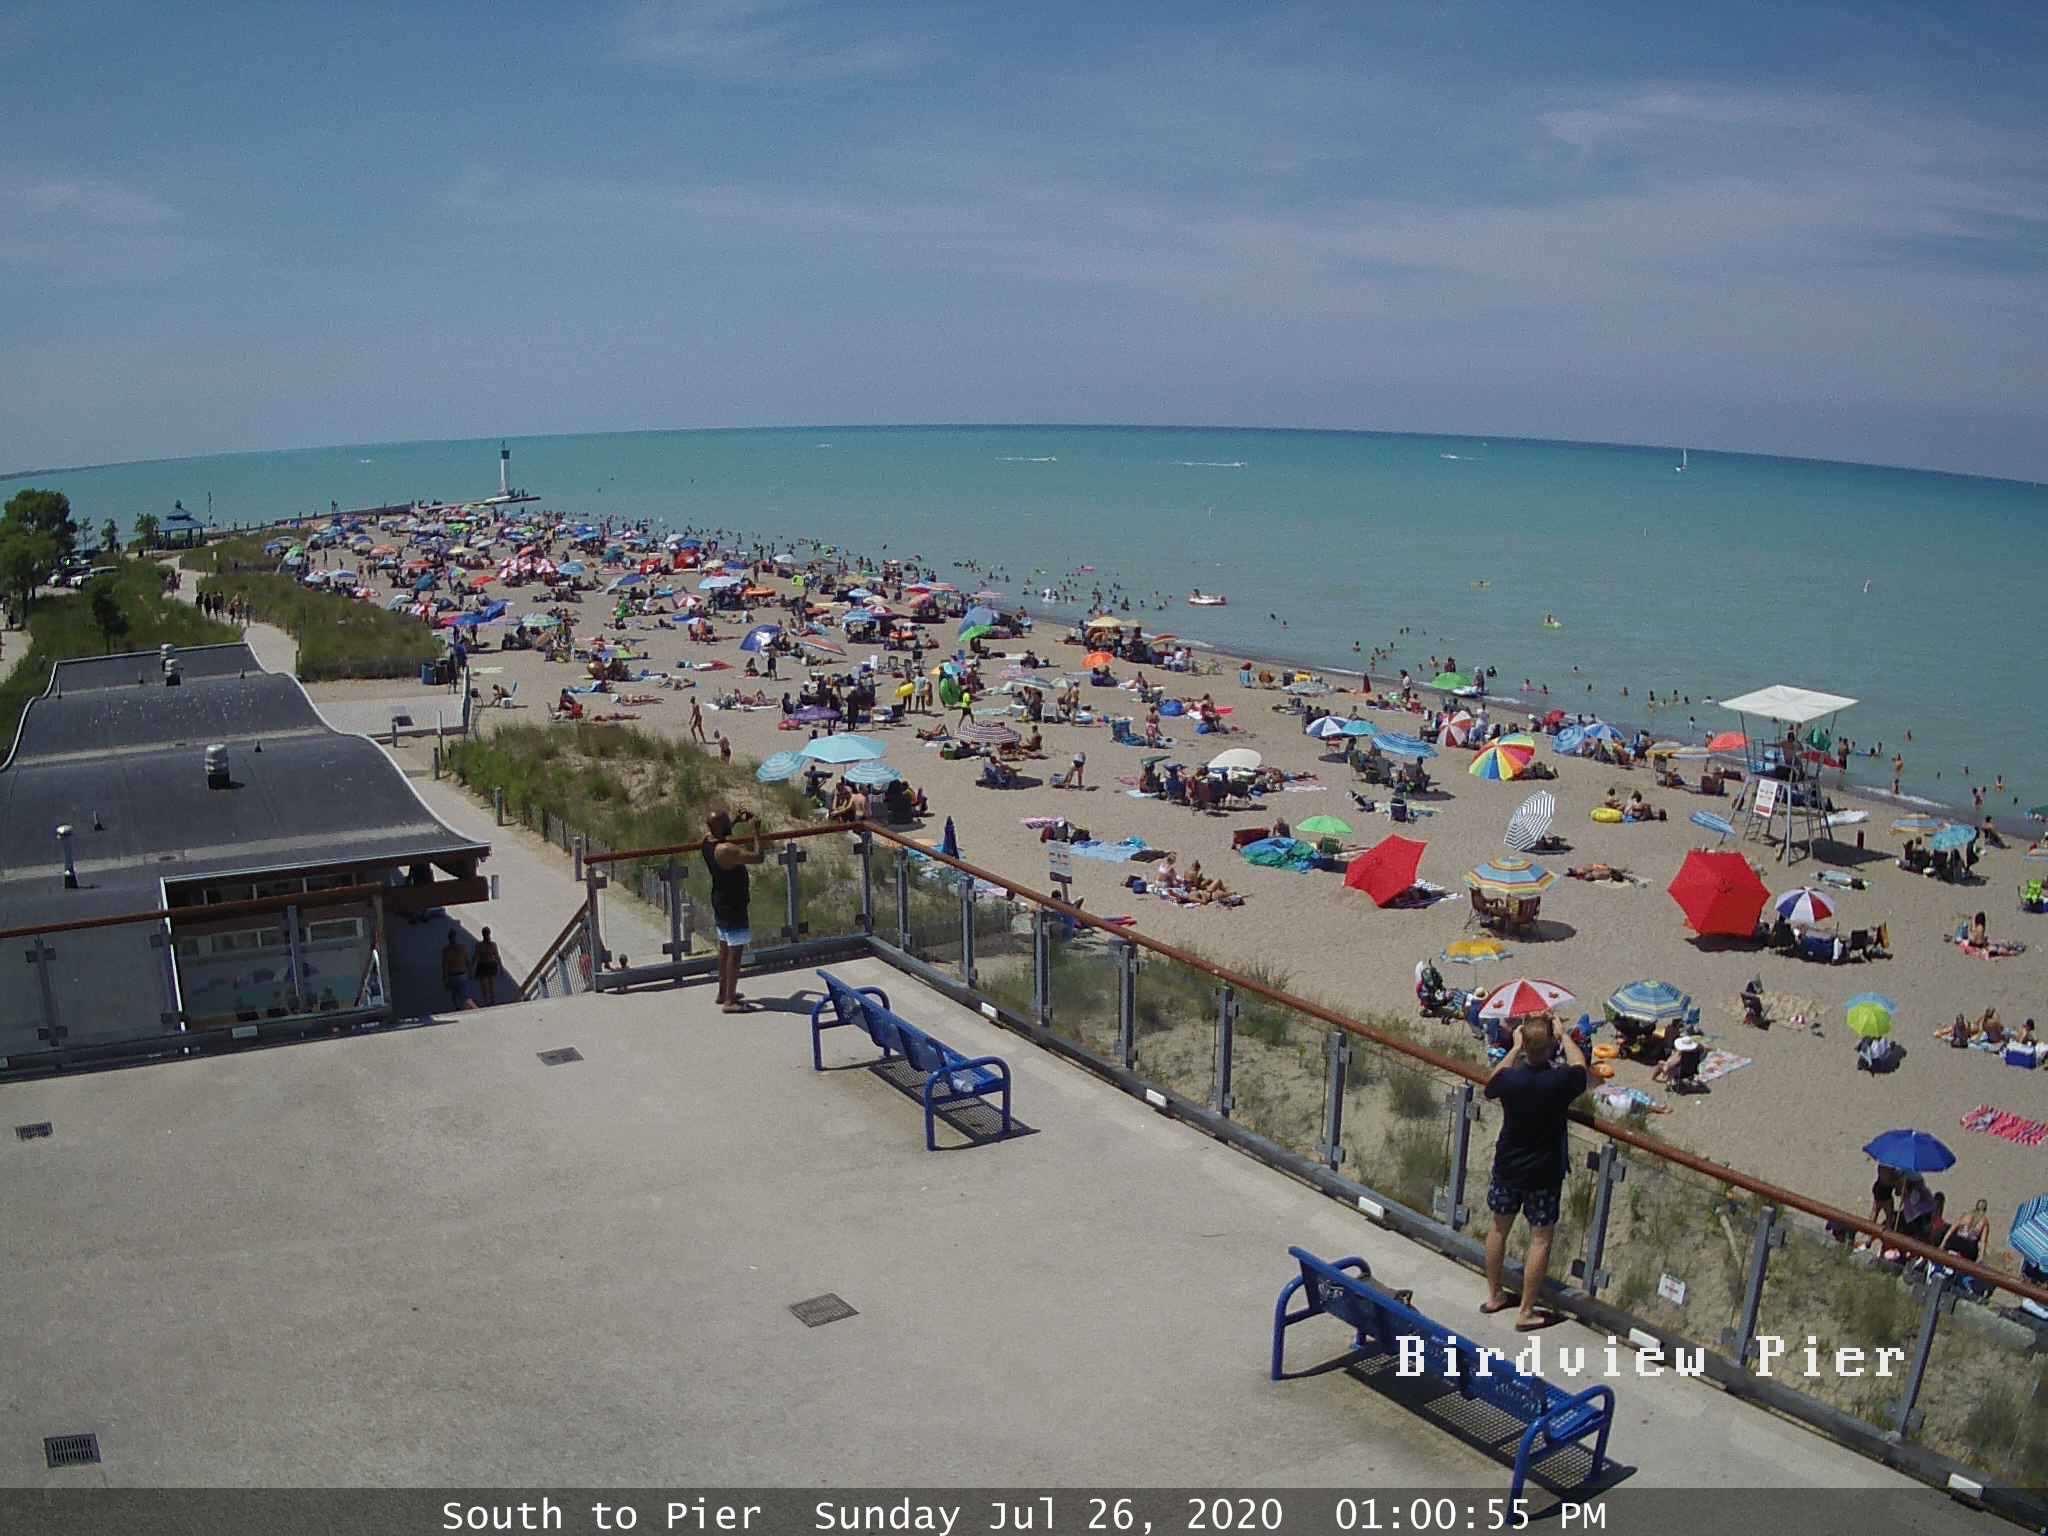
left=1271, top=1247, right=1615, bottom=1503
left=811, top=970, right=1015, bottom=1151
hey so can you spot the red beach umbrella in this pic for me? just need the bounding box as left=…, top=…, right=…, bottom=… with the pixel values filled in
left=1668, top=849, right=1769, bottom=937
left=1707, top=731, right=1749, bottom=754
left=1478, top=978, right=1578, bottom=1020
left=1344, top=835, right=1427, bottom=908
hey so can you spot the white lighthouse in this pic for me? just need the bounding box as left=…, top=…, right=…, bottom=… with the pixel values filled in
left=499, top=442, right=511, bottom=497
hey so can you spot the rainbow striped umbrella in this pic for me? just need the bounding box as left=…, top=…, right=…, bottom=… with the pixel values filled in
left=1471, top=737, right=1536, bottom=780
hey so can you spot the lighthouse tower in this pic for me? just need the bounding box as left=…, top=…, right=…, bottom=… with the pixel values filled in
left=499, top=442, right=511, bottom=497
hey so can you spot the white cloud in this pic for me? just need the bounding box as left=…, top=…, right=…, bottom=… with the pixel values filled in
left=9, top=175, right=175, bottom=227
left=618, top=0, right=932, bottom=83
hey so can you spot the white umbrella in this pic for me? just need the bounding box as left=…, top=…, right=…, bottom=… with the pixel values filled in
left=1207, top=748, right=1263, bottom=773
left=1505, top=790, right=1557, bottom=852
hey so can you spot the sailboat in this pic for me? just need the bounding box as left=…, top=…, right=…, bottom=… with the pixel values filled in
left=1676, top=448, right=1687, bottom=473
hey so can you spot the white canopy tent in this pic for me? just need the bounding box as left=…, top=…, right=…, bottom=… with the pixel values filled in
left=1720, top=684, right=1857, bottom=863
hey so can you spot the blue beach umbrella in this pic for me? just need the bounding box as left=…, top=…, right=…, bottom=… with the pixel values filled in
left=959, top=606, right=998, bottom=635
left=607, top=573, right=648, bottom=592
left=1608, top=980, right=1692, bottom=1025
left=1862, top=1129, right=1957, bottom=1175
left=1341, top=718, right=1378, bottom=738
left=557, top=561, right=587, bottom=577
left=755, top=751, right=805, bottom=783
left=1305, top=716, right=1351, bottom=739
left=739, top=625, right=781, bottom=652
left=800, top=734, right=887, bottom=765
left=1374, top=733, right=1438, bottom=760
left=2010, top=1196, right=2048, bottom=1271
left=1892, top=814, right=1944, bottom=833
left=1930, top=823, right=1979, bottom=853
left=1689, top=811, right=1736, bottom=842
left=846, top=759, right=902, bottom=787
left=413, top=573, right=438, bottom=593
left=699, top=575, right=742, bottom=591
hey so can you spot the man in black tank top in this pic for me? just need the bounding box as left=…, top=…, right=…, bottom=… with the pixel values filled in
left=704, top=808, right=766, bottom=1012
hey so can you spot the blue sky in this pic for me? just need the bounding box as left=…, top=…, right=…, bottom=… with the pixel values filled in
left=3, top=0, right=2045, bottom=479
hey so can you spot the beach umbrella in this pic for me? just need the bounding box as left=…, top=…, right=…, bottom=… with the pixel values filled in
left=1374, top=733, right=1437, bottom=760
left=1443, top=937, right=1510, bottom=964
left=1772, top=887, right=1836, bottom=928
left=2010, top=1196, right=2048, bottom=1270
left=1667, top=849, right=1769, bottom=936
left=698, top=575, right=742, bottom=591
left=1930, top=823, right=1978, bottom=853
left=739, top=625, right=781, bottom=652
left=1465, top=854, right=1557, bottom=898
left=1084, top=650, right=1117, bottom=668
left=1207, top=747, right=1262, bottom=773
left=846, top=759, right=902, bottom=787
left=1432, top=670, right=1474, bottom=691
left=1438, top=711, right=1476, bottom=747
left=1296, top=815, right=1353, bottom=840
left=1861, top=1129, right=1956, bottom=1175
left=1471, top=738, right=1535, bottom=780
left=958, top=720, right=1020, bottom=746
left=755, top=750, right=805, bottom=783
left=1478, top=978, right=1577, bottom=1021
left=1344, top=835, right=1427, bottom=907
left=801, top=734, right=887, bottom=764
left=1891, top=814, right=1944, bottom=834
left=1340, top=718, right=1378, bottom=738
left=1845, top=993, right=1897, bottom=1040
left=940, top=817, right=960, bottom=859
left=960, top=605, right=998, bottom=631
left=799, top=637, right=847, bottom=656
left=1504, top=790, right=1556, bottom=851
left=1707, top=731, right=1749, bottom=754
left=1607, top=980, right=1691, bottom=1026
left=958, top=624, right=996, bottom=644
left=1084, top=615, right=1122, bottom=630
left=1689, top=810, right=1736, bottom=842
left=520, top=612, right=560, bottom=630
left=1305, top=715, right=1352, bottom=740
left=557, top=561, right=587, bottom=577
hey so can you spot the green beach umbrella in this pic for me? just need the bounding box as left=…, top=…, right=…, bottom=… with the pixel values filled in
left=1296, top=815, right=1353, bottom=840
left=958, top=624, right=996, bottom=643
left=1845, top=993, right=1896, bottom=1041
left=1432, top=670, right=1473, bottom=691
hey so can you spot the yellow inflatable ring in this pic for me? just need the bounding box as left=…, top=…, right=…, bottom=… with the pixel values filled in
left=1590, top=806, right=1624, bottom=823
left=1592, top=1062, right=1616, bottom=1080
left=1592, top=1043, right=1621, bottom=1061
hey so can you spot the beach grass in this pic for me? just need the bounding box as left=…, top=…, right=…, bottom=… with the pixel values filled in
left=0, top=559, right=236, bottom=749
left=189, top=534, right=441, bottom=682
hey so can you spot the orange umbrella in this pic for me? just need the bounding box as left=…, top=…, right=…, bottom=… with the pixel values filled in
left=1707, top=731, right=1748, bottom=754
left=1085, top=651, right=1116, bottom=668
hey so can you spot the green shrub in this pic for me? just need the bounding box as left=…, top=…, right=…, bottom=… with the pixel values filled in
left=190, top=534, right=439, bottom=681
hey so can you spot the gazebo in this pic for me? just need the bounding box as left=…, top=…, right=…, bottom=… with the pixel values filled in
left=161, top=507, right=205, bottom=548
left=1718, top=684, right=1856, bottom=863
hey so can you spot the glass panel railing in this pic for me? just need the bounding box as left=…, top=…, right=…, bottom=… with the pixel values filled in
left=1221, top=989, right=1328, bottom=1163
left=1131, top=952, right=1218, bottom=1108
left=1908, top=1280, right=2048, bottom=1481
left=902, top=855, right=965, bottom=976
left=1748, top=1214, right=1924, bottom=1432
left=1045, top=919, right=1123, bottom=1061
left=1342, top=1045, right=1456, bottom=1219
left=967, top=890, right=1028, bottom=994
left=1591, top=1146, right=1756, bottom=1357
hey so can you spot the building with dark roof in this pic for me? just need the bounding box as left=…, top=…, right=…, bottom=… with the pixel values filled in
left=0, top=642, right=489, bottom=1072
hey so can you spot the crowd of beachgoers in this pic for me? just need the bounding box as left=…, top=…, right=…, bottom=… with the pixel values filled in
left=271, top=503, right=2048, bottom=1275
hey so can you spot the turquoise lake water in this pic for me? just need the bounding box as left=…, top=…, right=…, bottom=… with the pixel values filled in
left=11, top=425, right=2045, bottom=815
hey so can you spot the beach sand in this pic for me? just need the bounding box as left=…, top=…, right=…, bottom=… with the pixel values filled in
left=345, top=591, right=2048, bottom=1258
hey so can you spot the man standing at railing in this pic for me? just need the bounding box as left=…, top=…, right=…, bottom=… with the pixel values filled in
left=705, top=808, right=766, bottom=1014
left=1480, top=1014, right=1588, bottom=1331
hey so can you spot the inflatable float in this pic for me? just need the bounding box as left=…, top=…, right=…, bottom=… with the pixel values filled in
left=1187, top=591, right=1228, bottom=606
left=1590, top=806, right=1624, bottom=824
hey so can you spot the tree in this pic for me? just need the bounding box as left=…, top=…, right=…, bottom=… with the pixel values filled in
left=0, top=526, right=58, bottom=623
left=2, top=487, right=79, bottom=559
left=89, top=581, right=130, bottom=653
left=133, top=512, right=161, bottom=550
left=101, top=518, right=120, bottom=555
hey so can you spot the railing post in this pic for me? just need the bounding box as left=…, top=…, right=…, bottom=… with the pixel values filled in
left=26, top=938, right=64, bottom=1056
left=1578, top=1143, right=1625, bottom=1297
left=283, top=903, right=305, bottom=1012
left=1727, top=1204, right=1779, bottom=1366
left=1114, top=939, right=1137, bottom=1069
left=661, top=856, right=688, bottom=967
left=573, top=834, right=584, bottom=884
left=1214, top=984, right=1237, bottom=1116
left=778, top=840, right=809, bottom=944
left=1894, top=1270, right=1948, bottom=1438
left=1032, top=906, right=1051, bottom=1028
left=432, top=744, right=441, bottom=779
left=493, top=785, right=504, bottom=826
left=1318, top=1029, right=1350, bottom=1171
left=856, top=829, right=874, bottom=935
left=894, top=848, right=912, bottom=951
left=584, top=860, right=608, bottom=976
left=1442, top=1083, right=1475, bottom=1231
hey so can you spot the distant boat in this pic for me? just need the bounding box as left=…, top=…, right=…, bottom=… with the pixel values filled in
left=1676, top=448, right=1688, bottom=473
left=1188, top=591, right=1228, bottom=607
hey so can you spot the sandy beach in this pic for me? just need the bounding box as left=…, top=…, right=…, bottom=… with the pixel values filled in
left=307, top=549, right=2048, bottom=1260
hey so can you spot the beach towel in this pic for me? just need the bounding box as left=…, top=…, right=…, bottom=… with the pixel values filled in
left=1072, top=837, right=1149, bottom=863
left=1961, top=1104, right=2048, bottom=1147
left=1693, top=1050, right=1752, bottom=1085
left=1595, top=1085, right=1666, bottom=1114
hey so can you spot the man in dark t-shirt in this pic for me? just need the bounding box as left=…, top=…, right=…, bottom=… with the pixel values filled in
left=1480, top=1014, right=1589, bottom=1330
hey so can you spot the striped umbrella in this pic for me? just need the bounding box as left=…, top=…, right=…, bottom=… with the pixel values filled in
left=2010, top=1195, right=2048, bottom=1271
left=1772, top=887, right=1837, bottom=928
left=1438, top=711, right=1476, bottom=747
left=1466, top=854, right=1557, bottom=897
left=1930, top=823, right=1979, bottom=853
left=1471, top=738, right=1535, bottom=780
left=1305, top=715, right=1353, bottom=739
left=1443, top=937, right=1511, bottom=964
left=1504, top=790, right=1556, bottom=851
left=1374, top=733, right=1438, bottom=760
left=846, top=759, right=903, bottom=787
left=958, top=720, right=1021, bottom=746
left=1689, top=810, right=1736, bottom=842
left=755, top=750, right=805, bottom=783
left=1478, top=977, right=1577, bottom=1021
left=1608, top=980, right=1692, bottom=1025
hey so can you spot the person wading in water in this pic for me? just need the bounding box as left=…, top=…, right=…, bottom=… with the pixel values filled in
left=704, top=808, right=766, bottom=1013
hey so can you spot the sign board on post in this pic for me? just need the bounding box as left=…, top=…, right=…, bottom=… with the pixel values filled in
left=1047, top=842, right=1073, bottom=898
left=1752, top=778, right=1781, bottom=820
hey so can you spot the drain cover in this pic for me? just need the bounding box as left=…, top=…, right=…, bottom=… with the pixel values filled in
left=536, top=1047, right=583, bottom=1066
left=789, top=1293, right=858, bottom=1328
left=15, top=1122, right=52, bottom=1141
left=44, top=1433, right=99, bottom=1468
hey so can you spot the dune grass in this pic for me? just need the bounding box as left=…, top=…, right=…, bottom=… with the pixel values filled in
left=189, top=533, right=440, bottom=682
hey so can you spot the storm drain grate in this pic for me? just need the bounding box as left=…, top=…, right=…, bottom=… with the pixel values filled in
left=44, top=1434, right=99, bottom=1468
left=789, top=1293, right=858, bottom=1328
left=15, top=1122, right=52, bottom=1141
left=536, top=1047, right=583, bottom=1066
